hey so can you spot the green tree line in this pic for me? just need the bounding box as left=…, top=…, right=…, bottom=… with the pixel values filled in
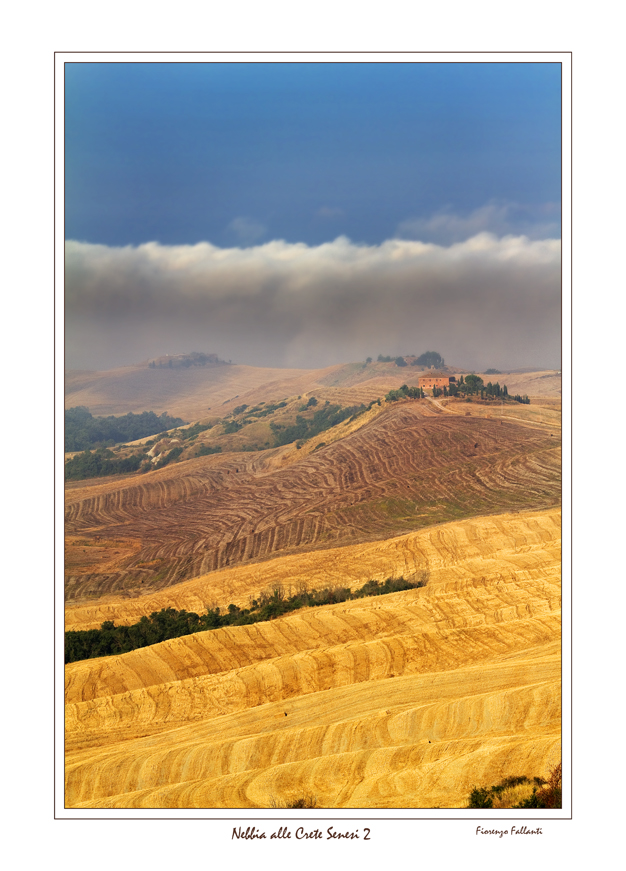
left=65, top=442, right=187, bottom=481
left=385, top=384, right=425, bottom=402
left=64, top=448, right=145, bottom=480
left=65, top=407, right=186, bottom=451
left=65, top=574, right=427, bottom=663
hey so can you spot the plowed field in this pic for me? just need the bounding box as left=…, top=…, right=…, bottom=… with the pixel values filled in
left=65, top=403, right=560, bottom=604
left=65, top=507, right=561, bottom=809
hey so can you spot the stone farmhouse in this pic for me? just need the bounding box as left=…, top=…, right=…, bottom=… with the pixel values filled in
left=418, top=374, right=457, bottom=390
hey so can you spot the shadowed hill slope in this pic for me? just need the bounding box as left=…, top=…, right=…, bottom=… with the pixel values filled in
left=65, top=360, right=429, bottom=421
left=65, top=362, right=314, bottom=420
left=65, top=403, right=561, bottom=603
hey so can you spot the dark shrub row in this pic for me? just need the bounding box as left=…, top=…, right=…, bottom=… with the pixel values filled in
left=65, top=573, right=427, bottom=663
left=65, top=407, right=186, bottom=452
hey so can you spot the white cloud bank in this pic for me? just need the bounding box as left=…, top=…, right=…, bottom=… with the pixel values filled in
left=65, top=233, right=561, bottom=372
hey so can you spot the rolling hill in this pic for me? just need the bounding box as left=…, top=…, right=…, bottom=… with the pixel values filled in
left=65, top=359, right=561, bottom=421
left=65, top=402, right=560, bottom=604
left=65, top=507, right=561, bottom=808
left=64, top=358, right=562, bottom=809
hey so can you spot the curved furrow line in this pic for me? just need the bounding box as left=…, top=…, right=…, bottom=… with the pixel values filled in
left=65, top=655, right=560, bottom=807
left=68, top=642, right=560, bottom=753
left=65, top=412, right=467, bottom=527
left=65, top=459, right=269, bottom=532
left=65, top=409, right=561, bottom=600
left=68, top=674, right=561, bottom=802
left=69, top=733, right=561, bottom=809
left=65, top=508, right=561, bottom=630
left=66, top=572, right=560, bottom=706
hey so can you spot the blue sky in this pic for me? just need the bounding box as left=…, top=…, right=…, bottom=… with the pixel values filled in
left=65, top=62, right=561, bottom=247
left=65, top=62, right=562, bottom=372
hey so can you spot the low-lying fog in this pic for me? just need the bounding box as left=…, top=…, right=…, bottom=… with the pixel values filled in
left=65, top=234, right=561, bottom=373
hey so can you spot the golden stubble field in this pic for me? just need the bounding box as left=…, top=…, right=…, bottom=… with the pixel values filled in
left=65, top=507, right=561, bottom=809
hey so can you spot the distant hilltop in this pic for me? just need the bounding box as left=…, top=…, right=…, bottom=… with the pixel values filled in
left=148, top=352, right=230, bottom=369
left=375, top=350, right=445, bottom=370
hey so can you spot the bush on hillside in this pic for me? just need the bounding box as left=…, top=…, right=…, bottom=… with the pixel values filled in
left=270, top=794, right=319, bottom=809
left=514, top=763, right=562, bottom=809
left=466, top=764, right=561, bottom=810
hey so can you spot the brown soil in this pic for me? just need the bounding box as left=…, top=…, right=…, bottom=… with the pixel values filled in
left=65, top=402, right=560, bottom=604
left=65, top=537, right=142, bottom=574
